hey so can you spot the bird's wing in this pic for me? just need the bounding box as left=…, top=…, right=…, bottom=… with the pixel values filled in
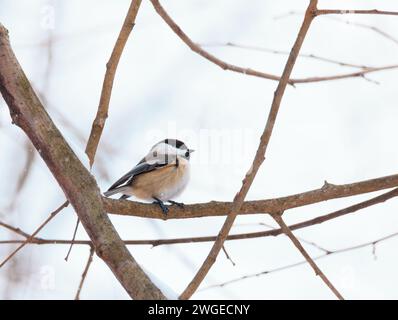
left=106, top=156, right=174, bottom=192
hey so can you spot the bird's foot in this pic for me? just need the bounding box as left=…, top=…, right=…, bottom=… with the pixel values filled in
left=153, top=198, right=169, bottom=215
left=168, top=200, right=185, bottom=208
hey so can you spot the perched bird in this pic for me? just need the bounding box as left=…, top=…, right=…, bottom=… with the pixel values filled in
left=104, top=138, right=194, bottom=214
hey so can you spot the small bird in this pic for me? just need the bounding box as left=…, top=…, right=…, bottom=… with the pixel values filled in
left=104, top=138, right=194, bottom=214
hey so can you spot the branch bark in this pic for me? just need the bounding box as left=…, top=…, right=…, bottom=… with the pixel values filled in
left=104, top=173, right=398, bottom=219
left=3, top=186, right=398, bottom=247
left=150, top=0, right=398, bottom=85
left=0, top=23, right=165, bottom=299
left=85, top=0, right=142, bottom=167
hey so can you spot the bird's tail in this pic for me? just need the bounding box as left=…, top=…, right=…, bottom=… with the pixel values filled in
left=103, top=186, right=129, bottom=197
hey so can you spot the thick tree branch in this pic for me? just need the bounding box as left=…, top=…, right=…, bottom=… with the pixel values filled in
left=0, top=23, right=165, bottom=299
left=3, top=186, right=398, bottom=247
left=103, top=173, right=398, bottom=219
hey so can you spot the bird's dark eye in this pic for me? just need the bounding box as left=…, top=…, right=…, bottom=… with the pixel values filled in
left=185, top=151, right=189, bottom=158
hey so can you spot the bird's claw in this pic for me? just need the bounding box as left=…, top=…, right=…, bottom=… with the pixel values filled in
left=153, top=198, right=169, bottom=215
left=168, top=200, right=185, bottom=208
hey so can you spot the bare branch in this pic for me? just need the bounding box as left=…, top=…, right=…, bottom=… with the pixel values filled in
left=150, top=0, right=398, bottom=85
left=85, top=0, right=142, bottom=167
left=222, top=245, right=236, bottom=266
left=201, top=42, right=371, bottom=69
left=179, top=0, right=319, bottom=300
left=0, top=22, right=165, bottom=299
left=64, top=218, right=80, bottom=261
left=104, top=173, right=398, bottom=219
left=74, top=246, right=95, bottom=300
left=4, top=184, right=398, bottom=254
left=150, top=0, right=274, bottom=84
left=2, top=1, right=397, bottom=300
left=3, top=186, right=397, bottom=249
left=276, top=11, right=398, bottom=47
left=149, top=0, right=282, bottom=82
left=292, top=65, right=398, bottom=84
left=0, top=202, right=69, bottom=268
left=0, top=221, right=31, bottom=239
left=66, top=1, right=143, bottom=265
left=316, top=9, right=398, bottom=16
left=272, top=214, right=344, bottom=299
left=202, top=231, right=398, bottom=291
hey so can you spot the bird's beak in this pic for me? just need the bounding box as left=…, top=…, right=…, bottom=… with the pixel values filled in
left=189, top=149, right=195, bottom=153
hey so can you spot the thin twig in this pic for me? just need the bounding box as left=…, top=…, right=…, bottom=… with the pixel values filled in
left=149, top=0, right=283, bottom=82
left=150, top=0, right=398, bottom=85
left=272, top=214, right=343, bottom=299
left=202, top=231, right=398, bottom=291
left=275, top=11, right=398, bottom=47
left=0, top=220, right=31, bottom=239
left=201, top=42, right=371, bottom=69
left=323, top=15, right=398, bottom=46
left=74, top=246, right=95, bottom=300
left=0, top=201, right=69, bottom=268
left=7, top=140, right=36, bottom=211
left=64, top=218, right=80, bottom=261
left=85, top=0, right=142, bottom=167
left=316, top=9, right=398, bottom=16
left=222, top=245, right=236, bottom=266
left=178, top=0, right=319, bottom=300
left=257, top=222, right=331, bottom=253
left=292, top=65, right=398, bottom=83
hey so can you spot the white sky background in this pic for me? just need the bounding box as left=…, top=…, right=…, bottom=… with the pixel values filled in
left=0, top=0, right=398, bottom=299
